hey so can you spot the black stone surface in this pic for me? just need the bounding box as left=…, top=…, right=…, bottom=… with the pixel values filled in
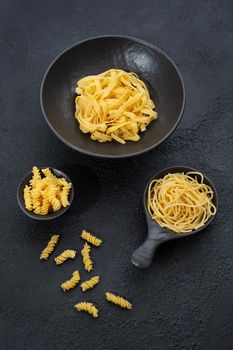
left=1, top=1, right=233, bottom=349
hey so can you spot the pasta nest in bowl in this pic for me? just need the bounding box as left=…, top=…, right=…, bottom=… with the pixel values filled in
left=75, top=69, right=157, bottom=144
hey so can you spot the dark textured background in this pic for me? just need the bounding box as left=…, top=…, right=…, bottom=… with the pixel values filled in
left=1, top=1, right=233, bottom=349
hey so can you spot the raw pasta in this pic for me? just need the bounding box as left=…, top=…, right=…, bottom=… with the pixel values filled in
left=42, top=168, right=56, bottom=180
left=60, top=182, right=72, bottom=207
left=48, top=186, right=62, bottom=212
left=55, top=249, right=76, bottom=265
left=81, top=243, right=93, bottom=272
left=75, top=69, right=157, bottom=144
left=105, top=292, right=132, bottom=309
left=23, top=185, right=33, bottom=211
left=61, top=271, right=80, bottom=291
left=81, top=230, right=102, bottom=247
left=40, top=234, right=60, bottom=260
left=74, top=302, right=99, bottom=318
left=23, top=166, right=72, bottom=215
left=40, top=198, right=50, bottom=215
left=147, top=172, right=217, bottom=233
left=81, top=276, right=100, bottom=292
left=30, top=166, right=42, bottom=187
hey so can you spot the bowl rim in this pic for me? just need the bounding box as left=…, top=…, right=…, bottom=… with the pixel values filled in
left=17, top=167, right=74, bottom=220
left=40, top=34, right=186, bottom=159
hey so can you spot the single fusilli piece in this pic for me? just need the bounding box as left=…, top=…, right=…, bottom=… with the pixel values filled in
left=81, top=276, right=100, bottom=292
left=33, top=199, right=42, bottom=214
left=105, top=292, right=132, bottom=309
left=60, top=182, right=72, bottom=208
left=23, top=185, right=33, bottom=211
left=81, top=243, right=93, bottom=272
left=61, top=271, right=80, bottom=292
left=48, top=186, right=61, bottom=212
left=31, top=187, right=42, bottom=201
left=30, top=166, right=42, bottom=187
left=42, top=168, right=57, bottom=182
left=40, top=234, right=60, bottom=260
left=55, top=249, right=76, bottom=265
left=81, top=230, right=102, bottom=247
left=40, top=198, right=50, bottom=215
left=74, top=302, right=99, bottom=318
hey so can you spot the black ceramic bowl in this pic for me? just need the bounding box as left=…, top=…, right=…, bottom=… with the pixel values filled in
left=131, top=166, right=218, bottom=268
left=17, top=167, right=74, bottom=220
left=40, top=35, right=185, bottom=158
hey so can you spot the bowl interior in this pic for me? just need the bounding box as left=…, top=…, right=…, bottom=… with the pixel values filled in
left=41, top=36, right=185, bottom=158
left=17, top=168, right=74, bottom=220
left=144, top=166, right=218, bottom=234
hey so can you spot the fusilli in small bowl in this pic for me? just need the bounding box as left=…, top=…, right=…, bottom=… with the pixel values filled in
left=17, top=167, right=74, bottom=220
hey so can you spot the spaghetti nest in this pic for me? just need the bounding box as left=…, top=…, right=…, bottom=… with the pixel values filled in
left=147, top=172, right=217, bottom=233
left=75, top=69, right=157, bottom=144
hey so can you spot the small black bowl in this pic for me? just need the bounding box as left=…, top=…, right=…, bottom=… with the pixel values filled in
left=131, top=166, right=218, bottom=268
left=40, top=35, right=185, bottom=158
left=17, top=168, right=74, bottom=220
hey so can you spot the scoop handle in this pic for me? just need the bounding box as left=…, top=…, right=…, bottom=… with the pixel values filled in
left=131, top=238, right=161, bottom=269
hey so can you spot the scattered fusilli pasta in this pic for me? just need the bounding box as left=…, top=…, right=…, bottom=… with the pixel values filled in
left=23, top=166, right=72, bottom=215
left=81, top=243, right=93, bottom=272
left=105, top=292, right=132, bottom=309
left=74, top=302, right=99, bottom=318
left=55, top=249, right=76, bottom=265
left=81, top=276, right=100, bottom=292
left=40, top=234, right=60, bottom=260
left=38, top=228, right=134, bottom=317
left=81, top=230, right=102, bottom=247
left=61, top=271, right=80, bottom=291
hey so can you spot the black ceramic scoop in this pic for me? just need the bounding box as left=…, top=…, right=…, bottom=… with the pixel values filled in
left=131, top=166, right=218, bottom=268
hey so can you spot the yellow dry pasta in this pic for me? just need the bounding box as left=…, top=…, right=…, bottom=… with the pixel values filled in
left=48, top=186, right=62, bottom=212
left=81, top=230, right=102, bottom=247
left=30, top=166, right=42, bottom=187
left=75, top=69, right=157, bottom=144
left=42, top=168, right=57, bottom=180
left=60, top=182, right=72, bottom=208
left=23, top=185, right=33, bottom=211
left=40, top=198, right=50, bottom=215
left=23, top=166, right=72, bottom=215
left=105, top=292, right=132, bottom=309
left=74, top=302, right=99, bottom=318
left=40, top=234, right=60, bottom=260
left=81, top=243, right=93, bottom=272
left=147, top=172, right=217, bottom=233
left=54, top=249, right=76, bottom=265
left=81, top=276, right=100, bottom=292
left=61, top=271, right=80, bottom=292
